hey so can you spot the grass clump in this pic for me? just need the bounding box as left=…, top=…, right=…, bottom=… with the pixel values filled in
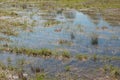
left=0, top=19, right=23, bottom=36
left=0, top=62, right=6, bottom=70
left=35, top=73, right=45, bottom=80
left=0, top=72, right=6, bottom=79
left=76, top=54, right=88, bottom=61
left=44, top=20, right=61, bottom=27
left=0, top=37, right=11, bottom=42
left=58, top=39, right=73, bottom=46
left=92, top=54, right=98, bottom=62
left=102, top=65, right=120, bottom=79
left=65, top=66, right=71, bottom=71
left=39, top=48, right=53, bottom=56
left=0, top=10, right=34, bottom=36
left=62, top=50, right=70, bottom=58
left=0, top=9, right=18, bottom=17
left=91, top=55, right=120, bottom=62
left=10, top=47, right=53, bottom=57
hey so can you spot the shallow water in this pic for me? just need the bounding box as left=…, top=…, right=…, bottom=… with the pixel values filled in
left=1, top=8, right=120, bottom=75
left=8, top=9, right=120, bottom=56
left=0, top=51, right=120, bottom=77
left=0, top=2, right=120, bottom=79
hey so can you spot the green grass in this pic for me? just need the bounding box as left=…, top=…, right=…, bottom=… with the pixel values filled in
left=65, top=66, right=71, bottom=71
left=0, top=72, right=6, bottom=79
left=102, top=65, right=120, bottom=79
left=0, top=9, right=18, bottom=16
left=76, top=54, right=88, bottom=61
left=44, top=20, right=61, bottom=27
left=1, top=0, right=119, bottom=10
left=35, top=73, right=45, bottom=80
left=0, top=19, right=20, bottom=36
left=9, top=47, right=53, bottom=57
left=58, top=40, right=73, bottom=46
left=92, top=54, right=98, bottom=61
left=1, top=45, right=120, bottom=61
left=61, top=50, right=71, bottom=58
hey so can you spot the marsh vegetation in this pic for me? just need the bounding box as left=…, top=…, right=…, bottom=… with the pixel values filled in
left=0, top=0, right=120, bottom=80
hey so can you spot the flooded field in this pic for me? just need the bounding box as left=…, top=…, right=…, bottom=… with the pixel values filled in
left=0, top=0, right=120, bottom=80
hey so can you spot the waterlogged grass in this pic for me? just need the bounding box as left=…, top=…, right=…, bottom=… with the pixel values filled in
left=58, top=39, right=73, bottom=46
left=35, top=73, right=45, bottom=80
left=0, top=0, right=119, bottom=36
left=102, top=65, right=120, bottom=79
left=61, top=50, right=71, bottom=59
left=76, top=54, right=88, bottom=61
left=0, top=37, right=11, bottom=42
left=0, top=9, right=18, bottom=17
left=0, top=16, right=35, bottom=36
left=9, top=47, right=53, bottom=57
left=1, top=43, right=120, bottom=61
left=76, top=53, right=120, bottom=61
left=0, top=72, right=6, bottom=79
left=0, top=19, right=21, bottom=36
left=1, top=45, right=120, bottom=62
left=0, top=61, right=28, bottom=80
left=4, top=47, right=71, bottom=59
left=0, top=46, right=120, bottom=80
left=44, top=20, right=61, bottom=27
left=0, top=8, right=35, bottom=37
left=65, top=65, right=71, bottom=72
left=0, top=0, right=120, bottom=79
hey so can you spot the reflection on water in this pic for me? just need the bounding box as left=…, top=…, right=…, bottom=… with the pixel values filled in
left=0, top=51, right=120, bottom=75
left=9, top=10, right=120, bottom=56
left=0, top=9, right=120, bottom=79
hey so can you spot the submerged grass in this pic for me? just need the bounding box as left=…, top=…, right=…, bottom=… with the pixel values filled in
left=44, top=20, right=61, bottom=27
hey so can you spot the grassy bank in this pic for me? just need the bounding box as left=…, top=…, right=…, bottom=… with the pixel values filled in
left=1, top=0, right=120, bottom=9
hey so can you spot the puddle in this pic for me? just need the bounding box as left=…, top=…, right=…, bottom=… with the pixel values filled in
left=0, top=2, right=120, bottom=79
left=0, top=9, right=120, bottom=80
left=7, top=10, right=120, bottom=56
